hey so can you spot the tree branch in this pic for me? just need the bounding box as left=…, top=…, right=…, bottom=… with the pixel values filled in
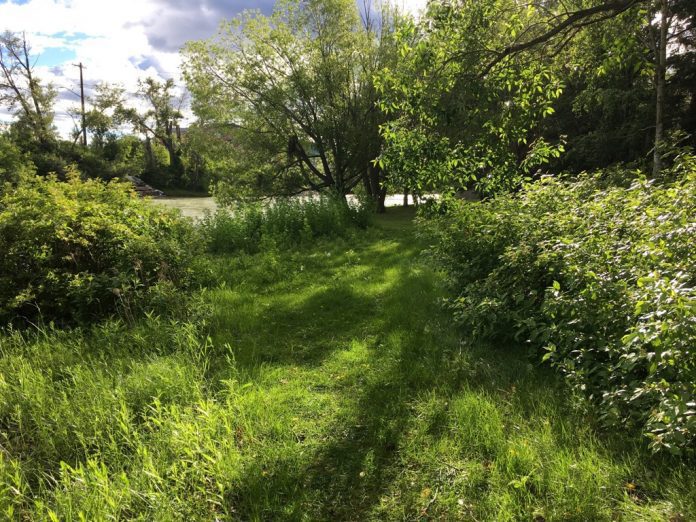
left=482, top=0, right=642, bottom=74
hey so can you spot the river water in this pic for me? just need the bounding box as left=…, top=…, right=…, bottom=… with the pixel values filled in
left=152, top=195, right=416, bottom=220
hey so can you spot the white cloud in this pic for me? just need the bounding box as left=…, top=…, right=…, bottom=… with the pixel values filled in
left=0, top=0, right=427, bottom=136
left=400, top=0, right=428, bottom=17
left=1, top=0, right=193, bottom=135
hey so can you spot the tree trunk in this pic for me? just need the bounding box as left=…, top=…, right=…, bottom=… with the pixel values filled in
left=362, top=168, right=373, bottom=198
left=368, top=164, right=386, bottom=214
left=653, top=0, right=668, bottom=177
left=145, top=136, right=154, bottom=170
left=377, top=186, right=387, bottom=214
left=403, top=188, right=409, bottom=207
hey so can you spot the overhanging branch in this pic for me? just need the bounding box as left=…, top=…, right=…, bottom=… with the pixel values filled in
left=482, top=0, right=643, bottom=74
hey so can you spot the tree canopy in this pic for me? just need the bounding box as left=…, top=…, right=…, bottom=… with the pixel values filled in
left=183, top=0, right=401, bottom=206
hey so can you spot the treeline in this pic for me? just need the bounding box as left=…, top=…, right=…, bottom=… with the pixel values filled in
left=0, top=32, right=209, bottom=192
left=181, top=0, right=695, bottom=201
left=2, top=2, right=695, bottom=200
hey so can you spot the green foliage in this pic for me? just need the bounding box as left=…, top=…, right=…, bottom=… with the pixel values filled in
left=183, top=0, right=400, bottom=199
left=100, top=134, right=148, bottom=179
left=201, top=196, right=371, bottom=254
left=117, top=78, right=186, bottom=188
left=376, top=1, right=564, bottom=197
left=423, top=162, right=696, bottom=455
left=0, top=134, right=35, bottom=192
left=0, top=32, right=57, bottom=150
left=0, top=173, right=202, bottom=325
left=1, top=217, right=694, bottom=520
left=540, top=6, right=655, bottom=173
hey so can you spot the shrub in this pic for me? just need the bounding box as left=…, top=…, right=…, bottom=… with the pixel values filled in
left=423, top=165, right=696, bottom=455
left=0, top=135, right=35, bottom=194
left=0, top=172, right=203, bottom=325
left=201, top=196, right=371, bottom=254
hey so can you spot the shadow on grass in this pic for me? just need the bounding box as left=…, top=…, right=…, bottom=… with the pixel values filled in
left=208, top=232, right=423, bottom=373
left=220, top=255, right=472, bottom=519
left=209, top=217, right=694, bottom=520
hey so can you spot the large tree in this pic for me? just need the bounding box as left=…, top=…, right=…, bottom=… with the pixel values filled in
left=378, top=0, right=696, bottom=191
left=117, top=78, right=185, bottom=184
left=531, top=0, right=696, bottom=174
left=182, top=0, right=400, bottom=208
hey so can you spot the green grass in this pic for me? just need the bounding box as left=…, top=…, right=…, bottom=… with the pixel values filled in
left=1, top=208, right=695, bottom=520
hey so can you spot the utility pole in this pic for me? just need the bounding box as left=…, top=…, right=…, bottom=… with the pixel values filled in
left=73, top=62, right=87, bottom=147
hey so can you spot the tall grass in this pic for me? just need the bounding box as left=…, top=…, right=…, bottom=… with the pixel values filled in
left=200, top=196, right=372, bottom=254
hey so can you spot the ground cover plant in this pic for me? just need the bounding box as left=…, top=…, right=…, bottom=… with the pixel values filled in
left=422, top=163, right=696, bottom=456
left=1, top=0, right=695, bottom=517
left=1, top=209, right=695, bottom=520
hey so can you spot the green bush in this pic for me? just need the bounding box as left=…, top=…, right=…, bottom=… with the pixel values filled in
left=0, top=173, right=203, bottom=325
left=423, top=165, right=696, bottom=455
left=0, top=135, right=35, bottom=194
left=201, top=196, right=371, bottom=254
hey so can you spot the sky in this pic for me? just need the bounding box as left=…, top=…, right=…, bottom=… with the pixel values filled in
left=0, top=0, right=427, bottom=137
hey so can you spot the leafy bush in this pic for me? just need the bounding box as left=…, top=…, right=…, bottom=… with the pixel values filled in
left=0, top=173, right=203, bottom=325
left=423, top=166, right=696, bottom=455
left=201, top=196, right=371, bottom=254
left=0, top=135, right=35, bottom=194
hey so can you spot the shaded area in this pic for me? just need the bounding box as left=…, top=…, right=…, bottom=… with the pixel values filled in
left=205, top=210, right=696, bottom=520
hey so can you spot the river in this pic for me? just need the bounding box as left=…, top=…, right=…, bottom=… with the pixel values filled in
left=152, top=195, right=416, bottom=220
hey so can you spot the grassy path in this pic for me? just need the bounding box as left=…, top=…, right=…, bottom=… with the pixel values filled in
left=201, top=209, right=695, bottom=520
left=1, top=209, right=694, bottom=520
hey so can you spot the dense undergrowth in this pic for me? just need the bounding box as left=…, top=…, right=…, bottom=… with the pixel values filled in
left=0, top=173, right=203, bottom=326
left=422, top=163, right=696, bottom=456
left=0, top=169, right=694, bottom=518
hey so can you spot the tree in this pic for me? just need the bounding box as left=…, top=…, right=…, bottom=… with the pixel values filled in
left=536, top=3, right=654, bottom=172
left=457, top=0, right=695, bottom=176
left=117, top=78, right=185, bottom=185
left=376, top=0, right=564, bottom=197
left=646, top=0, right=695, bottom=175
left=0, top=31, right=56, bottom=150
left=536, top=0, right=696, bottom=174
left=68, top=82, right=126, bottom=150
left=480, top=0, right=641, bottom=73
left=183, top=0, right=401, bottom=207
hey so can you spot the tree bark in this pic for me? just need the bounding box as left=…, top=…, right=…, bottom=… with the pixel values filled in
left=368, top=164, right=386, bottom=213
left=653, top=0, right=668, bottom=176
left=144, top=136, right=154, bottom=170
left=378, top=186, right=387, bottom=214
left=362, top=168, right=372, bottom=198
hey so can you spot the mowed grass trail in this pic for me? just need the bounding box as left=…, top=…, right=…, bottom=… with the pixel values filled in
left=1, top=208, right=695, bottom=520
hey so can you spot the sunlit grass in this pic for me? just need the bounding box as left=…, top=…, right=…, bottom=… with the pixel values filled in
left=0, top=208, right=694, bottom=520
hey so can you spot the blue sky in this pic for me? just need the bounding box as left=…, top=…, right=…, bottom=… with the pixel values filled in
left=0, top=0, right=425, bottom=135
